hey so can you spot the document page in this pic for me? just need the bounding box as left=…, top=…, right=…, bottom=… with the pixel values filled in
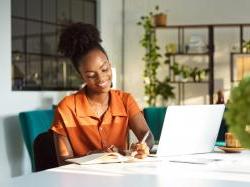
left=66, top=152, right=128, bottom=165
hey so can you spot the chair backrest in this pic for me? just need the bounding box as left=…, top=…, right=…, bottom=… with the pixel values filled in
left=143, top=107, right=167, bottom=143
left=19, top=109, right=54, bottom=171
left=216, top=113, right=228, bottom=142
left=33, top=130, right=59, bottom=171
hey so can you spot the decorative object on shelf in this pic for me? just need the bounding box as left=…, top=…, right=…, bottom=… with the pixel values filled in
left=180, top=65, right=191, bottom=81
left=169, top=62, right=208, bottom=82
left=165, top=43, right=177, bottom=54
left=153, top=6, right=167, bottom=27
left=189, top=67, right=209, bottom=82
left=224, top=76, right=250, bottom=148
left=196, top=68, right=209, bottom=82
left=189, top=67, right=199, bottom=82
left=137, top=6, right=174, bottom=106
left=242, top=40, right=250, bottom=53
left=170, top=62, right=181, bottom=81
left=186, top=35, right=208, bottom=53
left=216, top=90, right=225, bottom=104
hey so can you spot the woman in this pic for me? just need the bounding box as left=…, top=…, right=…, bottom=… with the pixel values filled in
left=51, top=22, right=154, bottom=165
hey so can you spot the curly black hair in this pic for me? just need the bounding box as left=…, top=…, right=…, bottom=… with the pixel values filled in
left=58, top=22, right=107, bottom=71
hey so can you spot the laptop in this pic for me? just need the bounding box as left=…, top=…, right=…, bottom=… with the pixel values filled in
left=156, top=104, right=225, bottom=157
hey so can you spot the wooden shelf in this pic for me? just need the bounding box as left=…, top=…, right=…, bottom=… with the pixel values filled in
left=155, top=23, right=250, bottom=29
left=165, top=52, right=210, bottom=56
left=230, top=52, right=250, bottom=55
left=170, top=81, right=209, bottom=84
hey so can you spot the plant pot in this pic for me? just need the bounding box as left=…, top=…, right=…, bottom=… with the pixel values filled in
left=154, top=13, right=167, bottom=27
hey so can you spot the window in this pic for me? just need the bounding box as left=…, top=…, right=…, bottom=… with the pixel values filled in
left=11, top=0, right=97, bottom=90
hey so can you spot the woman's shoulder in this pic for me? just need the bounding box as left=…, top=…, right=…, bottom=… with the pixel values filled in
left=110, top=89, right=131, bottom=98
left=110, top=89, right=135, bottom=103
left=57, top=90, right=82, bottom=108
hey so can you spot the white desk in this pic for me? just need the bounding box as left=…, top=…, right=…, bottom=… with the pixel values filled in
left=7, top=149, right=250, bottom=187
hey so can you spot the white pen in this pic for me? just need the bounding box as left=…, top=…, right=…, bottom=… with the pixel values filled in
left=141, top=131, right=150, bottom=143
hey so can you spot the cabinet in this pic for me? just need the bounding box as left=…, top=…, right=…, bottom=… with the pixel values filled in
left=155, top=23, right=250, bottom=104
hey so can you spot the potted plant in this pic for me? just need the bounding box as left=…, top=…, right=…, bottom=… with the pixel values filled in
left=153, top=6, right=167, bottom=27
left=224, top=76, right=250, bottom=148
left=242, top=39, right=250, bottom=53
left=180, top=65, right=191, bottom=81
left=170, top=62, right=182, bottom=81
left=137, top=6, right=174, bottom=107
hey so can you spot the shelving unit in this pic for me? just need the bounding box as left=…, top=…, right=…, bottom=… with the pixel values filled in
left=155, top=23, right=250, bottom=104
left=155, top=24, right=214, bottom=104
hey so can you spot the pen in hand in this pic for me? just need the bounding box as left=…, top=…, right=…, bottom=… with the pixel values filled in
left=141, top=131, right=150, bottom=144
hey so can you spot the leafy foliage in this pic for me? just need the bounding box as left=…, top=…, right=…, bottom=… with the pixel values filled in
left=137, top=7, right=174, bottom=106
left=243, top=40, right=250, bottom=52
left=224, top=76, right=250, bottom=148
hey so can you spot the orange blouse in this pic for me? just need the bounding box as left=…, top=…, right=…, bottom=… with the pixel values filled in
left=50, top=89, right=141, bottom=156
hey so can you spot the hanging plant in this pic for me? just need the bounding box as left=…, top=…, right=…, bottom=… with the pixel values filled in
left=137, top=6, right=174, bottom=106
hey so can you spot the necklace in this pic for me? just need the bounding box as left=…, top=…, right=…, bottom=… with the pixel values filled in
left=86, top=94, right=109, bottom=118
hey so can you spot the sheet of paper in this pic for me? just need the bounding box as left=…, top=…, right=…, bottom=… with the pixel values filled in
left=66, top=152, right=127, bottom=165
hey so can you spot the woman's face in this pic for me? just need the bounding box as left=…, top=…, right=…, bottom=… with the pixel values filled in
left=79, top=49, right=112, bottom=94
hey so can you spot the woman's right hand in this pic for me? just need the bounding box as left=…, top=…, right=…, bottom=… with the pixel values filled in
left=130, top=142, right=150, bottom=159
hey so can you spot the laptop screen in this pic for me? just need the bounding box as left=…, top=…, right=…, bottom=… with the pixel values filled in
left=157, top=104, right=225, bottom=157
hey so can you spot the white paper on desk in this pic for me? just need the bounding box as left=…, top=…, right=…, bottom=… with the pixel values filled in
left=66, top=152, right=128, bottom=165
left=66, top=153, right=161, bottom=165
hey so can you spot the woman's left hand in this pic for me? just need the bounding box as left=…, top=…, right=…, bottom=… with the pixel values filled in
left=130, top=142, right=150, bottom=159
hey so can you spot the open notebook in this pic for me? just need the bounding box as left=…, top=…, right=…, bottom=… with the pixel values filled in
left=66, top=153, right=128, bottom=165
left=66, top=152, right=161, bottom=165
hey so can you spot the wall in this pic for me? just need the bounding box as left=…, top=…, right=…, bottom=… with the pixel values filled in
left=0, top=0, right=123, bottom=182
left=124, top=0, right=250, bottom=106
left=99, top=0, right=123, bottom=89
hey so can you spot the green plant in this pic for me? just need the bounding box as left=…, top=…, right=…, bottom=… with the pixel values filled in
left=180, top=65, right=191, bottom=79
left=190, top=67, right=199, bottom=82
left=137, top=6, right=174, bottom=106
left=156, top=77, right=175, bottom=103
left=170, top=62, right=181, bottom=76
left=197, top=68, right=209, bottom=81
left=242, top=40, right=250, bottom=52
left=224, top=76, right=250, bottom=148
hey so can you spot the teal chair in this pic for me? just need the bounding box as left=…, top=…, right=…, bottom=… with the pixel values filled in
left=143, top=107, right=167, bottom=143
left=19, top=109, right=54, bottom=171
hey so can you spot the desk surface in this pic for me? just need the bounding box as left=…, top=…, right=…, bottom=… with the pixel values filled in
left=7, top=149, right=250, bottom=187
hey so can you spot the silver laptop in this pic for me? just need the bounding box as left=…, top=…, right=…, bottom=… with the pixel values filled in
left=157, top=104, right=225, bottom=157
